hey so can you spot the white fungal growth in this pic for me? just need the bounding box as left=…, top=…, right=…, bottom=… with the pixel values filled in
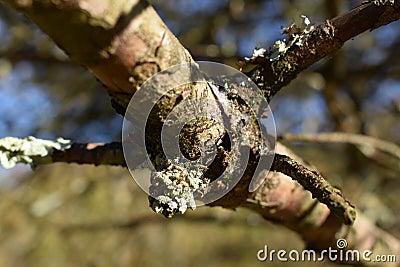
left=270, top=14, right=315, bottom=62
left=253, top=48, right=267, bottom=58
left=149, top=161, right=208, bottom=218
left=301, top=15, right=311, bottom=26
left=373, top=0, right=395, bottom=5
left=274, top=40, right=287, bottom=53
left=244, top=47, right=267, bottom=61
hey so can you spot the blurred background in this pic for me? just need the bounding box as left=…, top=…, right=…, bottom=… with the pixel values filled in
left=0, top=0, right=399, bottom=266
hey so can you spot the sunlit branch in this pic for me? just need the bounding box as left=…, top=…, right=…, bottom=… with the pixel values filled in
left=272, top=153, right=356, bottom=225
left=0, top=136, right=125, bottom=168
left=0, top=136, right=355, bottom=224
left=52, top=142, right=125, bottom=166
left=244, top=0, right=400, bottom=100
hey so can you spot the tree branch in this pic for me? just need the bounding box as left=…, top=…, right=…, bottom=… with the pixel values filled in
left=51, top=142, right=125, bottom=166
left=0, top=136, right=125, bottom=168
left=244, top=171, right=400, bottom=266
left=243, top=0, right=400, bottom=100
left=0, top=136, right=355, bottom=224
left=271, top=153, right=356, bottom=225
left=280, top=132, right=400, bottom=159
left=280, top=132, right=400, bottom=171
left=1, top=136, right=399, bottom=265
left=0, top=0, right=193, bottom=113
left=1, top=0, right=400, bottom=264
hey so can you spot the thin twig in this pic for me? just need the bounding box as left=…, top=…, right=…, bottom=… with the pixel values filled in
left=271, top=153, right=356, bottom=225
left=52, top=142, right=126, bottom=166
left=280, top=132, right=400, bottom=159
left=0, top=136, right=125, bottom=168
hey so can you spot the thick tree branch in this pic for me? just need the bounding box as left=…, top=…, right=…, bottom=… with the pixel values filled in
left=244, top=171, right=400, bottom=266
left=0, top=0, right=193, bottom=112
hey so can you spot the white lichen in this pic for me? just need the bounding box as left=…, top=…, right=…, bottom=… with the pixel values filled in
left=149, top=160, right=208, bottom=218
left=301, top=15, right=311, bottom=26
left=271, top=14, right=315, bottom=62
left=0, top=136, right=71, bottom=169
left=252, top=47, right=267, bottom=58
left=244, top=47, right=267, bottom=61
left=373, top=0, right=395, bottom=5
